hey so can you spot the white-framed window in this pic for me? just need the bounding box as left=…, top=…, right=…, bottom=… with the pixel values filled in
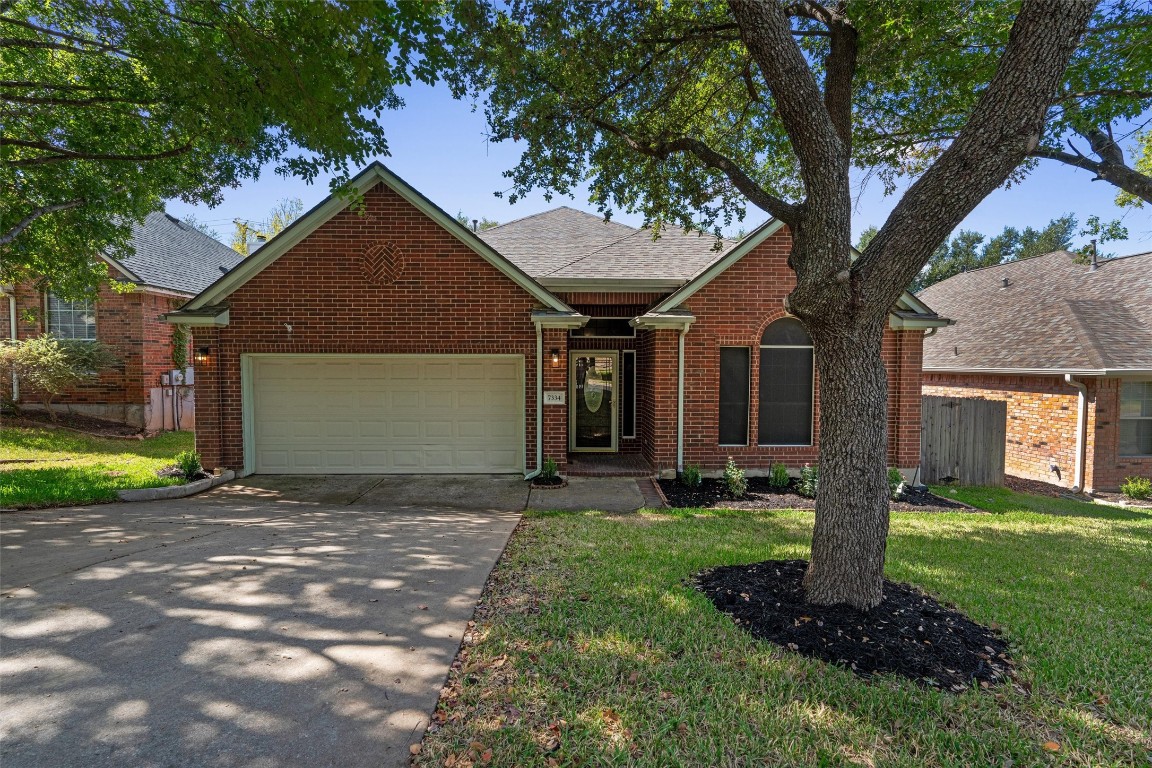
left=47, top=294, right=97, bottom=340
left=1119, top=380, right=1152, bottom=456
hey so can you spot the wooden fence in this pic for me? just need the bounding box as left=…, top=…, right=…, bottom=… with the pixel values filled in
left=920, top=395, right=1006, bottom=486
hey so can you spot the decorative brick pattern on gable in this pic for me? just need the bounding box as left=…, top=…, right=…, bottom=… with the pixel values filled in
left=191, top=182, right=549, bottom=472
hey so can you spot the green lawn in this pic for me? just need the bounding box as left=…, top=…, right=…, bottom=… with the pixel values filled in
left=0, top=427, right=194, bottom=509
left=418, top=490, right=1151, bottom=767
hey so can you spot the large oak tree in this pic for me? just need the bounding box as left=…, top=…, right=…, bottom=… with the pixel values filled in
left=1, top=0, right=445, bottom=297
left=448, top=0, right=1104, bottom=609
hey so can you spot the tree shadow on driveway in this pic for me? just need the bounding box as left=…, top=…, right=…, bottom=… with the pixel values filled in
left=1, top=497, right=520, bottom=768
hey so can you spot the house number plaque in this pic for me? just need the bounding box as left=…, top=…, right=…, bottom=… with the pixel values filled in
left=544, top=391, right=566, bottom=405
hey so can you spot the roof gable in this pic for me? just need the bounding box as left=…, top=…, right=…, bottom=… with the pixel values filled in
left=179, top=163, right=573, bottom=313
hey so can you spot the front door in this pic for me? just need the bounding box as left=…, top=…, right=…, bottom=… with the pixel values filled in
left=570, top=352, right=617, bottom=451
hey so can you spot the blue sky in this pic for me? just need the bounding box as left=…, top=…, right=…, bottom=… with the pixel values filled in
left=167, top=82, right=1151, bottom=255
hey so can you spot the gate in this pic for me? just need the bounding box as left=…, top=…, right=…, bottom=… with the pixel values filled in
left=920, top=395, right=1006, bottom=486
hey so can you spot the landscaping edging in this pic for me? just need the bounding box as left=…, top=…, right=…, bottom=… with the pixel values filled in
left=117, top=470, right=235, bottom=502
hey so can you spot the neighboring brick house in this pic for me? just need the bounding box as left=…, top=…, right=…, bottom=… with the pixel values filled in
left=920, top=250, right=1152, bottom=492
left=1, top=212, right=242, bottom=429
left=168, top=163, right=948, bottom=478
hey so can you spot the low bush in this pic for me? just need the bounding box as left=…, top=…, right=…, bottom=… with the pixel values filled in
left=798, top=463, right=819, bottom=498
left=723, top=456, right=746, bottom=498
left=888, top=467, right=907, bottom=501
left=1120, top=475, right=1151, bottom=500
left=175, top=449, right=203, bottom=480
left=540, top=457, right=559, bottom=480
left=768, top=462, right=790, bottom=489
left=681, top=464, right=702, bottom=487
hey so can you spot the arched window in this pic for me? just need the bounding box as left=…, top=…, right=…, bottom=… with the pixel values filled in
left=758, top=318, right=814, bottom=445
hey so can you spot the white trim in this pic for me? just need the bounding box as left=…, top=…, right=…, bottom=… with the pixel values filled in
left=718, top=346, right=751, bottom=447
left=651, top=219, right=787, bottom=312
left=1065, top=374, right=1088, bottom=492
left=650, top=222, right=948, bottom=328
left=240, top=354, right=255, bottom=476
left=180, top=163, right=572, bottom=314
left=165, top=309, right=230, bottom=326
left=569, top=350, right=619, bottom=453
left=631, top=311, right=696, bottom=331
left=98, top=253, right=141, bottom=283
left=677, top=329, right=687, bottom=471
left=539, top=278, right=686, bottom=292
left=923, top=366, right=1152, bottom=377
left=622, top=349, right=636, bottom=439
left=1118, top=379, right=1152, bottom=458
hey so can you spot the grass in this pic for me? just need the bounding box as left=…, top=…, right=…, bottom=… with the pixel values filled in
left=0, top=427, right=194, bottom=509
left=418, top=490, right=1151, bottom=767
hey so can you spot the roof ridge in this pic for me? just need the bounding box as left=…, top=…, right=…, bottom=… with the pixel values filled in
left=480, top=205, right=637, bottom=235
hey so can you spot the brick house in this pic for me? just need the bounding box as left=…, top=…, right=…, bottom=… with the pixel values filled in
left=920, top=250, right=1152, bottom=492
left=1, top=212, right=242, bottom=429
left=168, top=163, right=947, bottom=478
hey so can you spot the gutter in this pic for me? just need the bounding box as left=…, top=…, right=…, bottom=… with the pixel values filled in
left=525, top=323, right=543, bottom=481
left=529, top=310, right=590, bottom=480
left=1065, top=374, right=1089, bottom=492
left=677, top=327, right=687, bottom=474
left=2, top=285, right=16, bottom=401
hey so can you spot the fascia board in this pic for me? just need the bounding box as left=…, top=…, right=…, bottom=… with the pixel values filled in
left=183, top=162, right=572, bottom=314
left=651, top=219, right=786, bottom=312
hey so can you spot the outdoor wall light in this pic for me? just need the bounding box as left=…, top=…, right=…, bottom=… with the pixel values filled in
left=551, top=348, right=561, bottom=368
left=194, top=345, right=211, bottom=366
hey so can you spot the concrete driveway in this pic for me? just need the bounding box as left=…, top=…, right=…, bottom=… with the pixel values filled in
left=0, top=475, right=524, bottom=768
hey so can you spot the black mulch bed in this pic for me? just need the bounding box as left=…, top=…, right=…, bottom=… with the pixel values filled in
left=696, top=560, right=1013, bottom=691
left=660, top=476, right=972, bottom=512
left=7, top=410, right=143, bottom=437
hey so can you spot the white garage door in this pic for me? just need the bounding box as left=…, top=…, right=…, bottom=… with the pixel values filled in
left=248, top=355, right=524, bottom=474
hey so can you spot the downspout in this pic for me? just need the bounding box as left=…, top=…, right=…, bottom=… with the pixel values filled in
left=525, top=322, right=543, bottom=480
left=677, top=327, right=687, bottom=474
left=1065, top=373, right=1088, bottom=492
left=4, top=287, right=16, bottom=401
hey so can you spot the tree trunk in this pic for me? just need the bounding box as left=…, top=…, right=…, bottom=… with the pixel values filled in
left=802, top=316, right=892, bottom=610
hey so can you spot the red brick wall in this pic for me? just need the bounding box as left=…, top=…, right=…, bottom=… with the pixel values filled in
left=3, top=282, right=182, bottom=419
left=923, top=373, right=1080, bottom=487
left=666, top=227, right=926, bottom=476
left=1083, top=378, right=1151, bottom=491
left=192, top=182, right=550, bottom=473
left=920, top=372, right=1152, bottom=491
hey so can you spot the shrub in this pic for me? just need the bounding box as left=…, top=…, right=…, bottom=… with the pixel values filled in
left=888, top=468, right=907, bottom=501
left=681, top=464, right=702, bottom=487
left=798, top=464, right=819, bottom=498
left=1120, top=476, right=1151, bottom=500
left=540, top=457, right=559, bottom=480
left=175, top=449, right=203, bottom=480
left=768, top=462, right=790, bottom=489
left=723, top=456, right=746, bottom=498
left=4, top=335, right=117, bottom=421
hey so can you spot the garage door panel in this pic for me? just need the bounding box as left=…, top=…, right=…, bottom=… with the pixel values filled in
left=251, top=356, right=524, bottom=474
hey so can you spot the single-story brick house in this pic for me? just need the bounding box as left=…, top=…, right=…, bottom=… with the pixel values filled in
left=1, top=212, right=242, bottom=429
left=920, top=250, right=1152, bottom=492
left=168, top=163, right=948, bottom=479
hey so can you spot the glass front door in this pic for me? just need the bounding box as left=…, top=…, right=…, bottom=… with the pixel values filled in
left=571, top=353, right=617, bottom=451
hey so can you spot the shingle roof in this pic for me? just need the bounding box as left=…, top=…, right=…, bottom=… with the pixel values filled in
left=918, top=250, right=1152, bottom=372
left=115, top=212, right=243, bottom=295
left=476, top=207, right=734, bottom=281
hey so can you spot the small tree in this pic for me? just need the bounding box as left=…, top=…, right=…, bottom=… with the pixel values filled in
left=5, top=336, right=118, bottom=421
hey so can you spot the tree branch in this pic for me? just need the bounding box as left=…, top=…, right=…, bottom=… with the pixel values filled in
left=3, top=138, right=195, bottom=166
left=862, top=0, right=1096, bottom=301
left=2, top=197, right=87, bottom=245
left=1057, top=88, right=1152, bottom=101
left=0, top=14, right=131, bottom=55
left=1031, top=142, right=1152, bottom=204
left=1, top=92, right=156, bottom=107
left=587, top=115, right=799, bottom=224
